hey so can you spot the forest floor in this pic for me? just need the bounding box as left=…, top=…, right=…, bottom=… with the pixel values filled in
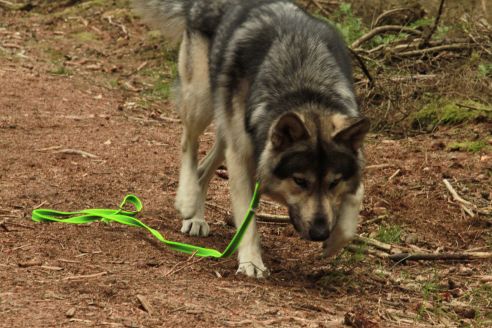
left=0, top=0, right=491, bottom=327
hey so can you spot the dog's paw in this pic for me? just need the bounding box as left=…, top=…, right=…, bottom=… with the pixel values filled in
left=236, top=260, right=269, bottom=278
left=181, top=218, right=210, bottom=237
left=322, top=240, right=345, bottom=258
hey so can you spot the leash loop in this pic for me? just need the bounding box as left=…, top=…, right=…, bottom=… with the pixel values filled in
left=31, top=183, right=260, bottom=258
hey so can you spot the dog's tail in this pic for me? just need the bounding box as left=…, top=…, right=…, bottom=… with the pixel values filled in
left=132, top=0, right=229, bottom=44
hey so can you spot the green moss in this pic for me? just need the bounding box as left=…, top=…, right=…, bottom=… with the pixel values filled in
left=49, top=65, right=72, bottom=76
left=146, top=30, right=162, bottom=40
left=44, top=47, right=65, bottom=62
left=448, top=140, right=489, bottom=153
left=411, top=100, right=492, bottom=129
left=375, top=225, right=402, bottom=244
left=478, top=62, right=492, bottom=78
left=72, top=32, right=98, bottom=42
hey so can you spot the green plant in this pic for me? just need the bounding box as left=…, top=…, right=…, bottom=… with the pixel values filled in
left=411, top=99, right=492, bottom=129
left=448, top=140, right=489, bottom=153
left=375, top=225, right=402, bottom=244
left=49, top=65, right=72, bottom=76
left=330, top=3, right=365, bottom=44
left=478, top=63, right=492, bottom=78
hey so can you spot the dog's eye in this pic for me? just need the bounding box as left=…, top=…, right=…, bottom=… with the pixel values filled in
left=328, top=178, right=342, bottom=190
left=293, top=177, right=309, bottom=189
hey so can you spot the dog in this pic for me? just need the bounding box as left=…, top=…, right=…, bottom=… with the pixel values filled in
left=132, top=0, right=370, bottom=278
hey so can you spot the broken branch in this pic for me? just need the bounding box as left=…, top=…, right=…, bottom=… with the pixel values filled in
left=351, top=25, right=422, bottom=49
left=395, top=43, right=472, bottom=57
left=443, top=179, right=475, bottom=217
left=389, top=252, right=492, bottom=262
left=54, top=148, right=98, bottom=159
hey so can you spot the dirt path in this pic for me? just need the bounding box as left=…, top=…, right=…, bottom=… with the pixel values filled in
left=1, top=1, right=491, bottom=327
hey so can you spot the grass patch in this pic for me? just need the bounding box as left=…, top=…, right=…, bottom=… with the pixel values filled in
left=375, top=225, right=402, bottom=244
left=448, top=140, right=489, bottom=153
left=411, top=99, right=492, bottom=129
left=72, top=31, right=98, bottom=42
left=478, top=62, right=492, bottom=78
left=49, top=65, right=72, bottom=76
left=331, top=3, right=364, bottom=44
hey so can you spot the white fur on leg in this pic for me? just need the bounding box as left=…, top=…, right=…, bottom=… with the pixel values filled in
left=225, top=147, right=269, bottom=278
left=175, top=133, right=200, bottom=220
left=323, top=184, right=364, bottom=257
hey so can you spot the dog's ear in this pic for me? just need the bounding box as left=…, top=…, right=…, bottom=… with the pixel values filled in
left=271, top=112, right=309, bottom=150
left=334, top=117, right=370, bottom=152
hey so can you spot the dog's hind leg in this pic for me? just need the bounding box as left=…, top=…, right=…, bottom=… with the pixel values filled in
left=175, top=32, right=214, bottom=237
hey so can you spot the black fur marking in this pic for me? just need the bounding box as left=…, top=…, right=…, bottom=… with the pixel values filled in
left=273, top=142, right=359, bottom=185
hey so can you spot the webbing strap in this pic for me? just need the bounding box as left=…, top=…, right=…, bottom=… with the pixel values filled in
left=32, top=183, right=260, bottom=258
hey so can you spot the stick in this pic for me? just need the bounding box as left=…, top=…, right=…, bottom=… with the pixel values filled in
left=136, top=295, right=152, bottom=315
left=443, top=179, right=475, bottom=217
left=419, top=0, right=446, bottom=48
left=366, top=163, right=394, bottom=170
left=389, top=252, right=492, bottom=262
left=346, top=244, right=389, bottom=259
left=0, top=0, right=32, bottom=10
left=373, top=8, right=414, bottom=27
left=63, top=271, right=107, bottom=280
left=396, top=43, right=472, bottom=57
left=388, top=169, right=401, bottom=182
left=54, top=148, right=98, bottom=159
left=353, top=235, right=392, bottom=252
left=456, top=103, right=492, bottom=112
left=387, top=74, right=437, bottom=82
left=349, top=48, right=374, bottom=87
left=443, top=180, right=475, bottom=217
left=351, top=25, right=422, bottom=49
left=256, top=213, right=289, bottom=224
left=309, top=0, right=332, bottom=17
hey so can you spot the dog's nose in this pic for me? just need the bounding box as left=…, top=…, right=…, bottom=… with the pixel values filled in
left=309, top=216, right=330, bottom=241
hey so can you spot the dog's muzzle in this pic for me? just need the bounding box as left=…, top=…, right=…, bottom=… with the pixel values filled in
left=308, top=216, right=330, bottom=241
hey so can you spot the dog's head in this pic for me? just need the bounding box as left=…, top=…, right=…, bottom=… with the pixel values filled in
left=258, top=109, right=369, bottom=241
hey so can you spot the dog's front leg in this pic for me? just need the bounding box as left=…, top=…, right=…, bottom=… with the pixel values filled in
left=323, top=184, right=364, bottom=257
left=225, top=147, right=269, bottom=278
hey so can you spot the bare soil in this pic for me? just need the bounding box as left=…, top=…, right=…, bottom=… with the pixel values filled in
left=1, top=1, right=491, bottom=327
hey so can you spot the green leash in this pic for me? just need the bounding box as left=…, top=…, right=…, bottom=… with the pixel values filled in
left=31, top=183, right=260, bottom=258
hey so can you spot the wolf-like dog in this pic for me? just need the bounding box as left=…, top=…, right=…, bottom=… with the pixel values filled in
left=132, top=0, right=370, bottom=278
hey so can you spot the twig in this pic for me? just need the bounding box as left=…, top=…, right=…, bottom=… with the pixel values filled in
left=136, top=295, right=152, bottom=315
left=387, top=74, right=437, bottom=82
left=443, top=179, right=475, bottom=217
left=388, top=169, right=401, bottom=182
left=36, top=145, right=63, bottom=152
left=389, top=252, right=492, bottom=262
left=456, top=103, right=492, bottom=112
left=373, top=8, right=414, bottom=27
left=257, top=213, right=289, bottom=224
left=63, top=271, right=107, bottom=280
left=0, top=0, right=32, bottom=11
left=351, top=25, right=422, bottom=49
left=205, top=202, right=230, bottom=215
left=354, top=235, right=392, bottom=252
left=164, top=251, right=202, bottom=277
left=361, top=216, right=386, bottom=226
left=419, top=0, right=446, bottom=48
left=366, top=163, right=394, bottom=170
left=396, top=43, right=471, bottom=57
left=309, top=0, right=332, bottom=17
left=349, top=48, right=374, bottom=87
left=346, top=244, right=389, bottom=259
left=54, top=148, right=98, bottom=159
